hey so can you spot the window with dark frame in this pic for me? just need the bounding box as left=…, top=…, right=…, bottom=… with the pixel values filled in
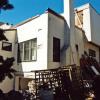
left=89, top=49, right=96, bottom=57
left=53, top=37, right=60, bottom=62
left=19, top=38, right=37, bottom=62
left=17, top=43, right=21, bottom=63
left=2, top=42, right=12, bottom=51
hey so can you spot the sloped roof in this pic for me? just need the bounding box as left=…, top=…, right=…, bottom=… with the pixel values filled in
left=12, top=8, right=65, bottom=28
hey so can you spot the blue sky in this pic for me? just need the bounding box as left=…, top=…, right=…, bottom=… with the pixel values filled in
left=0, top=0, right=99, bottom=25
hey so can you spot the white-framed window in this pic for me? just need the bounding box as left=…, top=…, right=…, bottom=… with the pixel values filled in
left=19, top=38, right=37, bottom=62
left=31, top=39, right=37, bottom=60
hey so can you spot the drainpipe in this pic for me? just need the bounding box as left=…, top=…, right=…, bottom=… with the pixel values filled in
left=13, top=74, right=15, bottom=90
left=99, top=47, right=100, bottom=63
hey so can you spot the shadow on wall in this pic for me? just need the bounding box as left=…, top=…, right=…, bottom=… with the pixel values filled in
left=61, top=20, right=70, bottom=65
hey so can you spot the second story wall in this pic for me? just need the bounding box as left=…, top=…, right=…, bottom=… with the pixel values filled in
left=75, top=4, right=91, bottom=42
left=16, top=13, right=48, bottom=72
left=48, top=12, right=65, bottom=68
left=90, top=5, right=100, bottom=45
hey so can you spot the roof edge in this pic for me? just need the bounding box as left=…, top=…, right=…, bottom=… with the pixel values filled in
left=13, top=8, right=65, bottom=28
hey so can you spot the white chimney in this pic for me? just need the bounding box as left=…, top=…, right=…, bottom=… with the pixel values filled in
left=61, top=0, right=78, bottom=65
left=62, top=0, right=74, bottom=29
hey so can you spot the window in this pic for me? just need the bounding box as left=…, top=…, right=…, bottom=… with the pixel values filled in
left=89, top=49, right=96, bottom=57
left=31, top=39, right=37, bottom=60
left=75, top=44, right=78, bottom=52
left=19, top=38, right=37, bottom=61
left=24, top=42, right=30, bottom=61
left=53, top=37, right=60, bottom=62
left=2, top=42, right=12, bottom=51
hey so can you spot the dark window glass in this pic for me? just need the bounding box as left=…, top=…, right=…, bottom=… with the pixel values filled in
left=75, top=44, right=78, bottom=52
left=2, top=42, right=12, bottom=51
left=17, top=43, right=21, bottom=63
left=89, top=49, right=96, bottom=57
left=53, top=37, right=60, bottom=62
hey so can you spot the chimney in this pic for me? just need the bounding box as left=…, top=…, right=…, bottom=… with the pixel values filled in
left=62, top=0, right=74, bottom=29
left=61, top=0, right=78, bottom=65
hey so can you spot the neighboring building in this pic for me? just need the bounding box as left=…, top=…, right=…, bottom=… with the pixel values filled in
left=75, top=3, right=100, bottom=62
left=0, top=23, right=18, bottom=92
left=0, top=0, right=100, bottom=92
left=75, top=4, right=100, bottom=80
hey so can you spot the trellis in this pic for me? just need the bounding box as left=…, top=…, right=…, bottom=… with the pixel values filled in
left=16, top=65, right=83, bottom=100
left=31, top=66, right=74, bottom=100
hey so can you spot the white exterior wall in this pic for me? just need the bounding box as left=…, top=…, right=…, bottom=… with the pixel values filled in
left=90, top=6, right=100, bottom=45
left=75, top=4, right=100, bottom=45
left=0, top=29, right=18, bottom=93
left=75, top=4, right=92, bottom=41
left=17, top=13, right=48, bottom=73
left=48, top=13, right=65, bottom=69
left=83, top=5, right=92, bottom=41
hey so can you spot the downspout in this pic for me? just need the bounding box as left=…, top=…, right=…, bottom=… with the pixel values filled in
left=99, top=46, right=100, bottom=64
left=13, top=73, right=15, bottom=90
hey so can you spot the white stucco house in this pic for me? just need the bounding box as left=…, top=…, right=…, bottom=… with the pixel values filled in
left=0, top=0, right=100, bottom=92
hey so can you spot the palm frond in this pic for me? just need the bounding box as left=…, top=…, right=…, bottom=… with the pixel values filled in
left=0, top=0, right=14, bottom=10
left=0, top=74, right=5, bottom=82
left=9, top=68, right=16, bottom=73
left=7, top=73, right=13, bottom=79
left=0, top=57, right=16, bottom=82
left=2, top=3, right=14, bottom=10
